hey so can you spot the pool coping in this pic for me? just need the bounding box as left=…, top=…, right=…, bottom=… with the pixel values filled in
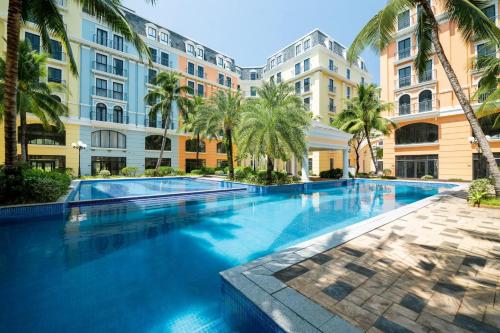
left=220, top=182, right=468, bottom=333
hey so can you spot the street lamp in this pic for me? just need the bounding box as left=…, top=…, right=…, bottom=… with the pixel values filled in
left=72, top=140, right=87, bottom=178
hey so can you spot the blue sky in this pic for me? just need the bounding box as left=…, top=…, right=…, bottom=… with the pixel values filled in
left=123, top=0, right=386, bottom=83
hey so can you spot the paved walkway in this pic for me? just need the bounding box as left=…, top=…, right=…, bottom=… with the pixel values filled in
left=274, top=192, right=500, bottom=332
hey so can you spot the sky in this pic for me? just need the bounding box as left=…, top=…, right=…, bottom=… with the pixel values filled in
left=123, top=0, right=386, bottom=83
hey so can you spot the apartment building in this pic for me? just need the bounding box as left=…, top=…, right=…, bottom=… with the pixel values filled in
left=0, top=4, right=369, bottom=176
left=380, top=0, right=500, bottom=180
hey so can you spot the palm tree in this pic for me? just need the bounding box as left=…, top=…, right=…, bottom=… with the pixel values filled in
left=347, top=0, right=500, bottom=195
left=195, top=90, right=243, bottom=179
left=238, top=81, right=311, bottom=183
left=145, top=72, right=191, bottom=172
left=334, top=84, right=394, bottom=174
left=0, top=41, right=68, bottom=162
left=180, top=96, right=208, bottom=168
left=474, top=54, right=500, bottom=128
left=3, top=0, right=153, bottom=170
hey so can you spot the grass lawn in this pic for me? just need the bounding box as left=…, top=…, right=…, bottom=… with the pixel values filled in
left=482, top=197, right=500, bottom=207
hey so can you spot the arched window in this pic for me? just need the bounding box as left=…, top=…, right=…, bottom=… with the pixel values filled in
left=18, top=124, right=65, bottom=146
left=216, top=142, right=227, bottom=154
left=145, top=135, right=171, bottom=151
left=399, top=94, right=410, bottom=115
left=91, top=130, right=126, bottom=148
left=113, top=106, right=123, bottom=123
left=418, top=90, right=432, bottom=112
left=185, top=139, right=206, bottom=153
left=96, top=103, right=107, bottom=121
left=395, top=123, right=438, bottom=145
left=51, top=95, right=61, bottom=103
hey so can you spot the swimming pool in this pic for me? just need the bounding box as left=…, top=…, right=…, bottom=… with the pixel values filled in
left=0, top=180, right=454, bottom=332
left=69, top=177, right=241, bottom=202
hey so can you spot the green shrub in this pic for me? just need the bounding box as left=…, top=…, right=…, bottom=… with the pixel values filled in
left=201, top=166, right=215, bottom=175
left=234, top=166, right=253, bottom=180
left=357, top=172, right=370, bottom=178
left=382, top=169, right=392, bottom=176
left=98, top=169, right=111, bottom=178
left=173, top=168, right=186, bottom=176
left=448, top=178, right=465, bottom=182
left=121, top=166, right=138, bottom=177
left=157, top=166, right=174, bottom=176
left=319, top=168, right=343, bottom=179
left=144, top=169, right=158, bottom=177
left=215, top=170, right=225, bottom=176
left=190, top=169, right=203, bottom=175
left=468, top=178, right=494, bottom=206
left=381, top=175, right=397, bottom=180
left=421, top=175, right=434, bottom=180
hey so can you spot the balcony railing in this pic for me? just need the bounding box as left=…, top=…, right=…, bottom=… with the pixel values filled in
left=92, top=61, right=128, bottom=77
left=395, top=69, right=436, bottom=89
left=328, top=84, right=337, bottom=94
left=395, top=99, right=440, bottom=116
left=90, top=110, right=129, bottom=124
left=92, top=87, right=128, bottom=101
left=328, top=104, right=336, bottom=113
left=92, top=34, right=128, bottom=52
left=144, top=117, right=175, bottom=129
left=49, top=51, right=66, bottom=62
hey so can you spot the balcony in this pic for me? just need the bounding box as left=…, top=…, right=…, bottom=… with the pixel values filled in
left=394, top=46, right=417, bottom=61
left=92, top=87, right=128, bottom=101
left=328, top=84, right=337, bottom=94
left=92, top=61, right=128, bottom=77
left=328, top=104, right=336, bottom=113
left=395, top=69, right=436, bottom=90
left=395, top=99, right=440, bottom=116
left=144, top=117, right=175, bottom=129
left=92, top=34, right=128, bottom=53
left=90, top=110, right=129, bottom=124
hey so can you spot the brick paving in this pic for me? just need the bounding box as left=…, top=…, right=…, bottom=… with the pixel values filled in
left=273, top=192, right=500, bottom=332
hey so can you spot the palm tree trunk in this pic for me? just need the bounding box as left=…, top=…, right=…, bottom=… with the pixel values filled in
left=354, top=140, right=361, bottom=175
left=196, top=133, right=200, bottom=169
left=266, top=156, right=274, bottom=184
left=225, top=129, right=234, bottom=179
left=20, top=111, right=28, bottom=162
left=155, top=114, right=170, bottom=172
left=421, top=0, right=500, bottom=196
left=364, top=128, right=378, bottom=174
left=4, top=0, right=22, bottom=170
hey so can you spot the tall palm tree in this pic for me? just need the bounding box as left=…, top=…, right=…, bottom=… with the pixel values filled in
left=180, top=96, right=208, bottom=168
left=238, top=81, right=311, bottom=183
left=474, top=54, right=500, bottom=128
left=195, top=90, right=243, bottom=179
left=334, top=84, right=394, bottom=174
left=0, top=41, right=68, bottom=161
left=145, top=72, right=191, bottom=172
left=347, top=0, right=500, bottom=195
left=4, top=0, right=153, bottom=170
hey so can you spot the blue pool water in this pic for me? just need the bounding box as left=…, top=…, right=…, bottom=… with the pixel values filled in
left=70, top=177, right=237, bottom=201
left=0, top=180, right=453, bottom=332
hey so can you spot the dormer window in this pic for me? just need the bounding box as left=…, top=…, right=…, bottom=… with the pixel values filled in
left=270, top=59, right=275, bottom=69
left=304, top=39, right=311, bottom=51
left=277, top=55, right=282, bottom=65
left=159, top=31, right=169, bottom=44
left=328, top=40, right=333, bottom=50
left=216, top=56, right=224, bottom=67
left=147, top=26, right=157, bottom=39
left=224, top=60, right=231, bottom=70
left=186, top=43, right=195, bottom=56
left=295, top=44, right=301, bottom=55
left=197, top=48, right=204, bottom=59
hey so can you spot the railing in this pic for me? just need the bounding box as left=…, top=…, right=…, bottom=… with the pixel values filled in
left=397, top=5, right=437, bottom=31
left=328, top=84, right=337, bottom=94
left=328, top=104, right=336, bottom=113
left=395, top=46, right=416, bottom=60
left=328, top=64, right=339, bottom=73
left=92, top=61, right=128, bottom=77
left=185, top=67, right=207, bottom=79
left=92, top=87, right=128, bottom=101
left=395, top=99, right=440, bottom=116
left=49, top=51, right=66, bottom=62
left=395, top=69, right=436, bottom=89
left=90, top=110, right=129, bottom=124
left=144, top=117, right=175, bottom=129
left=92, top=34, right=128, bottom=52
left=47, top=78, right=66, bottom=85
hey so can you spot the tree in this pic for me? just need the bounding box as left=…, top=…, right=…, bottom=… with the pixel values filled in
left=3, top=0, right=153, bottom=170
left=238, top=81, right=311, bottom=183
left=180, top=96, right=209, bottom=169
left=0, top=41, right=68, bottom=161
left=145, top=72, right=191, bottom=172
left=195, top=90, right=243, bottom=179
left=474, top=53, right=500, bottom=128
left=334, top=84, right=394, bottom=174
left=347, top=0, right=500, bottom=195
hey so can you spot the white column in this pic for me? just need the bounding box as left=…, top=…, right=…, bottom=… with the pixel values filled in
left=291, top=158, right=297, bottom=176
left=342, top=148, right=349, bottom=179
left=301, top=153, right=310, bottom=182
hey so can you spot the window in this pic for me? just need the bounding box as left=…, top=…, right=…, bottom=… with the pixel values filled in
left=328, top=79, right=334, bottom=92
left=277, top=55, right=282, bottom=65
left=49, top=39, right=63, bottom=60
left=395, top=123, right=438, bottom=145
left=270, top=75, right=274, bottom=82
left=328, top=98, right=335, bottom=112
left=482, top=4, right=496, bottom=20
left=145, top=158, right=171, bottom=169
left=418, top=60, right=433, bottom=82
left=185, top=139, right=206, bottom=153
left=148, top=68, right=157, bottom=84
left=113, top=58, right=124, bottom=76
left=197, top=83, right=204, bottom=97
left=113, top=35, right=124, bottom=52
left=91, top=130, right=126, bottom=149
left=473, top=153, right=500, bottom=179
left=48, top=67, right=62, bottom=83
left=304, top=58, right=310, bottom=71
left=187, top=44, right=195, bottom=56
left=399, top=66, right=411, bottom=87
left=396, top=155, right=438, bottom=179
left=308, top=158, right=313, bottom=172
left=329, top=40, right=333, bottom=50
left=197, top=48, right=204, bottom=59
left=187, top=81, right=195, bottom=95
left=18, top=124, right=65, bottom=146
left=187, top=62, right=195, bottom=75
left=217, top=56, right=224, bottom=67
left=197, top=66, right=205, bottom=78
left=145, top=135, right=170, bottom=151
left=147, top=26, right=157, bottom=39
left=95, top=103, right=107, bottom=121
left=304, top=39, right=310, bottom=51
left=96, top=78, right=107, bottom=96
left=226, top=77, right=232, bottom=88
left=217, top=142, right=227, bottom=154
left=96, top=28, right=108, bottom=46
left=160, top=31, right=169, bottom=44
left=218, top=73, right=225, bottom=85
left=346, top=86, right=351, bottom=99
left=295, top=63, right=301, bottom=75
left=161, top=52, right=169, bottom=67
left=113, top=82, right=124, bottom=100
left=477, top=42, right=496, bottom=57
left=361, top=77, right=365, bottom=85
left=28, top=155, right=66, bottom=171
left=346, top=68, right=351, bottom=80
left=250, top=87, right=257, bottom=97
left=217, top=160, right=228, bottom=168
left=95, top=53, right=107, bottom=72
left=333, top=42, right=344, bottom=57
left=276, top=72, right=282, bottom=83
left=250, top=72, right=257, bottom=80
left=399, top=94, right=411, bottom=115
left=91, top=156, right=126, bottom=176
left=295, top=44, right=301, bottom=55
left=25, top=32, right=40, bottom=52
left=398, top=38, right=411, bottom=59
left=329, top=158, right=334, bottom=170
left=295, top=81, right=301, bottom=94
left=418, top=90, right=433, bottom=112
left=304, top=97, right=310, bottom=110
left=149, top=48, right=158, bottom=63
left=304, top=78, right=310, bottom=92
left=270, top=59, right=275, bottom=69
left=113, top=106, right=124, bottom=123
left=328, top=59, right=335, bottom=71
left=185, top=159, right=205, bottom=172
left=398, top=10, right=411, bottom=30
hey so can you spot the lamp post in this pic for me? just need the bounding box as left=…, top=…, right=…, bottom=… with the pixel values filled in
left=72, top=141, right=87, bottom=178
